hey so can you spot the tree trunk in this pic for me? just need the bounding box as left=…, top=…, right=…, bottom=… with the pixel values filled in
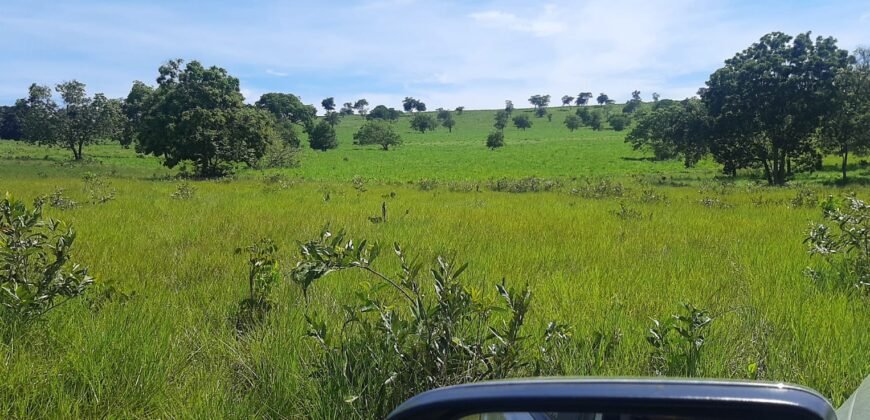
left=762, top=159, right=773, bottom=185
left=842, top=147, right=849, bottom=182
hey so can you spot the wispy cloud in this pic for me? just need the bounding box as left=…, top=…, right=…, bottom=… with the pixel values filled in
left=265, top=69, right=288, bottom=77
left=469, top=6, right=565, bottom=37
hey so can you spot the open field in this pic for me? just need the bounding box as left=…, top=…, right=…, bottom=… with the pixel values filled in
left=2, top=108, right=870, bottom=417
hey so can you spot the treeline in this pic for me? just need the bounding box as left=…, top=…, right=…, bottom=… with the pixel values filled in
left=628, top=32, right=870, bottom=185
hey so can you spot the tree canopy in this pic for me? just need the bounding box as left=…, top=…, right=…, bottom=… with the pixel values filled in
left=308, top=120, right=338, bottom=151
left=353, top=121, right=403, bottom=150
left=321, top=97, right=335, bottom=112
left=366, top=105, right=402, bottom=122
left=513, top=114, right=532, bottom=130
left=255, top=92, right=316, bottom=127
left=409, top=113, right=437, bottom=133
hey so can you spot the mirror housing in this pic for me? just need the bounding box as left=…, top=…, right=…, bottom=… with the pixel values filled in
left=387, top=378, right=836, bottom=420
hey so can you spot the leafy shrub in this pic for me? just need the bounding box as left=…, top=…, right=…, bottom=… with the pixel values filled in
left=647, top=303, right=713, bottom=376
left=257, top=136, right=300, bottom=168
left=233, top=239, right=281, bottom=335
left=790, top=187, right=819, bottom=208
left=486, top=131, right=504, bottom=149
left=82, top=172, right=115, bottom=204
left=48, top=187, right=78, bottom=210
left=1, top=193, right=93, bottom=337
left=639, top=189, right=668, bottom=204
left=262, top=174, right=294, bottom=190
left=806, top=196, right=870, bottom=294
left=699, top=197, right=731, bottom=208
left=351, top=175, right=366, bottom=192
left=610, top=203, right=644, bottom=220
left=171, top=182, right=196, bottom=200
left=289, top=228, right=564, bottom=418
left=487, top=177, right=561, bottom=193
left=572, top=178, right=625, bottom=199
left=417, top=178, right=438, bottom=191
left=607, top=114, right=631, bottom=131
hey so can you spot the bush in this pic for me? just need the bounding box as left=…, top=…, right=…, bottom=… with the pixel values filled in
left=488, top=177, right=561, bottom=193
left=486, top=131, right=505, bottom=149
left=353, top=121, right=403, bottom=150
left=647, top=303, right=713, bottom=376
left=257, top=136, right=300, bottom=168
left=607, top=114, right=631, bottom=131
left=513, top=115, right=532, bottom=130
left=564, top=114, right=582, bottom=132
left=1, top=193, right=93, bottom=337
left=308, top=120, right=338, bottom=151
left=233, top=239, right=280, bottom=335
left=806, top=196, right=870, bottom=294
left=409, top=114, right=438, bottom=133
left=171, top=182, right=196, bottom=200
left=82, top=172, right=115, bottom=204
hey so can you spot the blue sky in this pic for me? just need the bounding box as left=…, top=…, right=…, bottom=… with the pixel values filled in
left=1, top=0, right=868, bottom=111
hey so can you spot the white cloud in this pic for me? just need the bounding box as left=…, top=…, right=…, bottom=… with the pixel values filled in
left=469, top=8, right=565, bottom=37
left=265, top=69, right=288, bottom=77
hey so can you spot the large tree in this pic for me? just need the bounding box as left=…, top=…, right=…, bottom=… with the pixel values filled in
left=626, top=98, right=711, bottom=166
left=308, top=120, right=338, bottom=151
left=135, top=59, right=274, bottom=177
left=819, top=47, right=870, bottom=182
left=255, top=92, right=316, bottom=127
left=512, top=114, right=532, bottom=131
left=528, top=94, right=550, bottom=110
left=20, top=81, right=121, bottom=160
left=353, top=99, right=369, bottom=116
left=121, top=80, right=153, bottom=147
left=561, top=95, right=574, bottom=106
left=702, top=32, right=851, bottom=184
left=0, top=103, right=25, bottom=140
left=409, top=113, right=437, bottom=133
left=353, top=121, right=403, bottom=150
left=367, top=105, right=402, bottom=122
left=575, top=92, right=593, bottom=106
left=596, top=93, right=609, bottom=105
left=321, top=97, right=336, bottom=112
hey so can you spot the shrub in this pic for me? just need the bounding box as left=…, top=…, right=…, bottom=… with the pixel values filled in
left=1, top=193, right=93, bottom=337
left=513, top=114, right=532, bottom=130
left=647, top=303, right=713, bottom=376
left=564, top=114, right=582, bottom=132
left=806, top=196, right=870, bottom=294
left=409, top=114, right=438, bottom=133
left=486, top=131, right=505, bottom=149
left=572, top=178, right=625, bottom=199
left=82, top=172, right=115, bottom=204
left=488, top=177, right=561, bottom=193
left=171, top=182, right=196, bottom=200
left=607, top=114, right=631, bottom=131
left=257, top=136, right=300, bottom=168
left=233, top=239, right=281, bottom=335
left=308, top=120, right=338, bottom=151
left=48, top=187, right=77, bottom=210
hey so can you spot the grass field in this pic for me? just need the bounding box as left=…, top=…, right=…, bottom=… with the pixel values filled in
left=1, top=107, right=869, bottom=418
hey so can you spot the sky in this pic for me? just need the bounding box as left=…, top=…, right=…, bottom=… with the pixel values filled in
left=1, top=0, right=868, bottom=112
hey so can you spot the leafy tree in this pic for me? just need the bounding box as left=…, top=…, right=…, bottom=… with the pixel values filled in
left=454, top=106, right=464, bottom=115
left=535, top=107, right=547, bottom=118
left=414, top=101, right=427, bottom=112
left=136, top=59, right=275, bottom=176
left=0, top=103, right=25, bottom=140
left=324, top=111, right=341, bottom=127
left=441, top=112, right=456, bottom=133
left=652, top=92, right=661, bottom=102
left=366, top=105, right=402, bottom=122
left=21, top=81, right=122, bottom=160
left=353, top=121, right=403, bottom=150
left=819, top=47, right=870, bottom=182
left=561, top=95, right=574, bottom=106
left=589, top=111, right=603, bottom=130
left=321, top=97, right=336, bottom=112
left=340, top=102, right=355, bottom=116
left=596, top=93, right=609, bottom=105
left=120, top=80, right=153, bottom=147
left=436, top=108, right=451, bottom=121
left=575, top=92, right=593, bottom=106
left=607, top=113, right=631, bottom=131
left=504, top=100, right=514, bottom=115
left=255, top=92, right=316, bottom=126
left=513, top=114, right=532, bottom=130
left=494, top=110, right=509, bottom=130
left=353, top=99, right=369, bottom=116
left=702, top=32, right=851, bottom=184
left=409, top=113, right=437, bottom=133
left=564, top=114, right=582, bottom=131
left=631, top=90, right=642, bottom=101
left=402, top=97, right=419, bottom=112
left=626, top=98, right=710, bottom=166
left=576, top=107, right=592, bottom=125
left=528, top=95, right=551, bottom=111
left=308, top=120, right=338, bottom=151
left=486, top=130, right=504, bottom=149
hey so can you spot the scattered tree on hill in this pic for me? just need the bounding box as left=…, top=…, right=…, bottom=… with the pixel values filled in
left=308, top=120, right=338, bottom=151
left=626, top=98, right=711, bottom=167
left=652, top=92, right=660, bottom=103
left=486, top=130, right=504, bottom=149
left=402, top=97, right=419, bottom=112
left=439, top=111, right=456, bottom=132
left=255, top=92, right=316, bottom=126
left=120, top=80, right=153, bottom=147
left=455, top=106, right=464, bottom=115
left=20, top=81, right=122, bottom=160
left=535, top=107, right=547, bottom=118
left=436, top=108, right=450, bottom=121
left=701, top=32, right=851, bottom=185
left=631, top=90, right=641, bottom=101
left=547, top=113, right=553, bottom=122
left=321, top=97, right=336, bottom=112
left=409, top=113, right=437, bottom=133
left=415, top=101, right=427, bottom=112
left=561, top=95, right=574, bottom=106
left=134, top=59, right=275, bottom=176
left=340, top=102, right=355, bottom=116
left=575, top=92, right=593, bottom=106
left=564, top=114, right=582, bottom=132
left=324, top=111, right=341, bottom=127
left=353, top=99, right=369, bottom=116
left=0, top=104, right=24, bottom=140
left=589, top=111, right=603, bottom=130
left=607, top=114, right=631, bottom=131
left=505, top=100, right=514, bottom=115
left=576, top=107, right=592, bottom=125
left=366, top=105, right=402, bottom=122
left=353, top=120, right=403, bottom=150
left=819, top=47, right=870, bottom=182
left=494, top=110, right=509, bottom=130
left=596, top=93, right=609, bottom=105
left=528, top=94, right=551, bottom=111
left=623, top=90, right=643, bottom=114
left=513, top=114, right=532, bottom=131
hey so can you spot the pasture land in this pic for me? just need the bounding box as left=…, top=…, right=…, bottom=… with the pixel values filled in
left=1, top=108, right=869, bottom=417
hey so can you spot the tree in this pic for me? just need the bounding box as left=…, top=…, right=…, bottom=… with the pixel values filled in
left=340, top=102, right=355, bottom=116
left=353, top=121, right=403, bottom=150
left=494, top=110, right=509, bottom=130
left=366, top=105, right=402, bottom=122
left=535, top=107, right=547, bottom=118
left=454, top=106, right=465, bottom=115
left=589, top=111, right=603, bottom=130
left=21, top=81, right=122, bottom=160
left=308, top=120, right=338, bottom=151
left=701, top=32, right=851, bottom=184
left=486, top=131, right=504, bottom=149
left=440, top=112, right=456, bottom=133
left=414, top=101, right=427, bottom=112
left=324, top=111, right=342, bottom=127
left=626, top=99, right=711, bottom=166
left=576, top=107, right=592, bottom=125
left=436, top=108, right=450, bottom=121
left=504, top=100, right=514, bottom=115
left=402, top=97, right=419, bottom=112
left=409, top=113, right=437, bottom=133
left=564, top=114, right=582, bottom=132
left=255, top=93, right=316, bottom=126
left=353, top=99, right=369, bottom=116
left=321, top=97, right=336, bottom=112
left=819, top=47, right=870, bottom=182
left=513, top=114, right=532, bottom=131
left=528, top=94, right=551, bottom=110
left=631, top=90, right=642, bottom=102
left=121, top=80, right=153, bottom=147
left=561, top=95, right=574, bottom=106
left=0, top=103, right=25, bottom=140
left=596, top=93, right=609, bottom=105
left=607, top=113, right=631, bottom=131
left=652, top=92, right=660, bottom=102
left=575, top=92, right=593, bottom=106
left=135, top=59, right=275, bottom=176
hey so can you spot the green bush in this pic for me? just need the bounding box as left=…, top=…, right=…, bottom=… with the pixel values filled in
left=486, top=131, right=505, bottom=149
left=806, top=196, right=870, bottom=294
